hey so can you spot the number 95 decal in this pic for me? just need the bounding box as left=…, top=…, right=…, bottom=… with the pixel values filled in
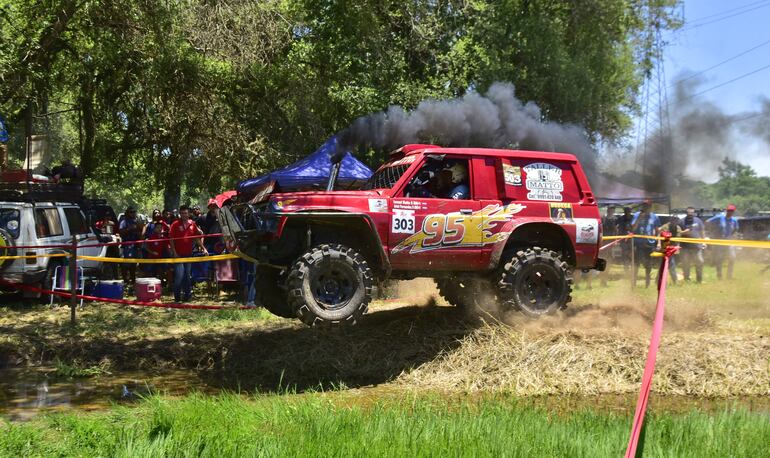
left=392, top=210, right=415, bottom=234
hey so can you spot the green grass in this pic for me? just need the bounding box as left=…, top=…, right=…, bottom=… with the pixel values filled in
left=1, top=393, right=768, bottom=457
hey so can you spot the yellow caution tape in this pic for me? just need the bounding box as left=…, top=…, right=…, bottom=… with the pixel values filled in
left=0, top=253, right=69, bottom=260
left=669, top=237, right=770, bottom=249
left=601, top=234, right=770, bottom=250
left=232, top=250, right=259, bottom=264
left=600, top=235, right=631, bottom=241
left=78, top=253, right=240, bottom=264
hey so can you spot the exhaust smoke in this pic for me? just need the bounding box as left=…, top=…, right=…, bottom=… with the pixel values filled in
left=338, top=82, right=595, bottom=169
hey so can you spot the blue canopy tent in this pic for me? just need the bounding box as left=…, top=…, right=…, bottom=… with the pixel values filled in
left=237, top=137, right=373, bottom=194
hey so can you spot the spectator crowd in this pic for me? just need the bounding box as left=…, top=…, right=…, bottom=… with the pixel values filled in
left=94, top=201, right=257, bottom=305
left=598, top=201, right=742, bottom=289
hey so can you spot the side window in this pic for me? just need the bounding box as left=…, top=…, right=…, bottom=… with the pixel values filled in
left=64, top=208, right=89, bottom=234
left=404, top=157, right=472, bottom=200
left=35, top=208, right=64, bottom=238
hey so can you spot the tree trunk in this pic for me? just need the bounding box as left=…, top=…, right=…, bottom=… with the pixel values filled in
left=79, top=72, right=95, bottom=180
left=163, top=147, right=184, bottom=210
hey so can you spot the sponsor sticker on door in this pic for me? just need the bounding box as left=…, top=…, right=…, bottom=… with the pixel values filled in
left=575, top=218, right=599, bottom=244
left=524, top=162, right=563, bottom=201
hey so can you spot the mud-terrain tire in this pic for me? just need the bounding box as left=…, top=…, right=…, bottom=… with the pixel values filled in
left=287, top=244, right=373, bottom=326
left=255, top=266, right=294, bottom=318
left=499, top=247, right=573, bottom=317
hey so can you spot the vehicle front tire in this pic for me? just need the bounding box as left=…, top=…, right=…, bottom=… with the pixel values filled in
left=498, top=247, right=573, bottom=317
left=287, top=244, right=373, bottom=326
left=255, top=266, right=294, bottom=318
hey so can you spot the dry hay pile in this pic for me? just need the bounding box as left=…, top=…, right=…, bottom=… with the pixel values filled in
left=397, top=322, right=770, bottom=397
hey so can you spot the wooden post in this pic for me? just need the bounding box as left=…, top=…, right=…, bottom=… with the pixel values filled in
left=70, top=235, right=77, bottom=326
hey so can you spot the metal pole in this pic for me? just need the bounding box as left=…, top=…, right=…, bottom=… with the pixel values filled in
left=630, top=238, right=636, bottom=290
left=70, top=235, right=77, bottom=325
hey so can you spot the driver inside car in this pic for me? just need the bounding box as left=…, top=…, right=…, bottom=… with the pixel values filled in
left=407, top=160, right=469, bottom=199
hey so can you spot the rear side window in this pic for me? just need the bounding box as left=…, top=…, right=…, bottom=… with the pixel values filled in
left=64, top=208, right=89, bottom=234
left=35, top=208, right=64, bottom=238
left=498, top=159, right=580, bottom=202
left=0, top=209, right=21, bottom=238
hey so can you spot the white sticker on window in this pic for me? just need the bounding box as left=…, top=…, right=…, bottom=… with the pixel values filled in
left=575, top=218, right=599, bottom=244
left=392, top=209, right=415, bottom=234
left=523, top=162, right=564, bottom=201
left=368, top=198, right=388, bottom=213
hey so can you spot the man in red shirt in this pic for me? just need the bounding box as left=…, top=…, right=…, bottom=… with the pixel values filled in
left=169, top=205, right=208, bottom=302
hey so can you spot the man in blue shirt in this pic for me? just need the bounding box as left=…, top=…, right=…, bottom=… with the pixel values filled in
left=680, top=206, right=706, bottom=283
left=631, top=200, right=660, bottom=288
left=706, top=204, right=739, bottom=280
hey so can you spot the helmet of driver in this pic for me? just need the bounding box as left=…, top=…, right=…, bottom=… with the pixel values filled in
left=446, top=162, right=467, bottom=184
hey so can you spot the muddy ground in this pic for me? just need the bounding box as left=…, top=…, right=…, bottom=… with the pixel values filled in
left=1, top=269, right=769, bottom=397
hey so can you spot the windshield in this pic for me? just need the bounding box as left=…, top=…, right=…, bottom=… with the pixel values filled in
left=363, top=163, right=411, bottom=190
left=0, top=209, right=20, bottom=238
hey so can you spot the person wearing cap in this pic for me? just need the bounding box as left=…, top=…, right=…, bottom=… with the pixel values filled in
left=680, top=206, right=706, bottom=283
left=631, top=200, right=660, bottom=288
left=201, top=200, right=223, bottom=254
left=707, top=204, right=739, bottom=280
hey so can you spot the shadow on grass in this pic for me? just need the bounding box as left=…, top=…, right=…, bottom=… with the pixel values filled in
left=0, top=297, right=477, bottom=393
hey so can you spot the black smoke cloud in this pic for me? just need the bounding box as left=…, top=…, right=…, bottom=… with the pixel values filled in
left=639, top=75, right=770, bottom=193
left=337, top=82, right=595, bottom=170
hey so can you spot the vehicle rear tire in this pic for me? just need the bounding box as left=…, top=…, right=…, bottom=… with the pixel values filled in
left=498, top=247, right=573, bottom=317
left=255, top=266, right=294, bottom=318
left=287, top=244, right=373, bottom=326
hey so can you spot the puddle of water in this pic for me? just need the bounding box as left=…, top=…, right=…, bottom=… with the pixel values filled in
left=3, top=367, right=768, bottom=422
left=0, top=367, right=214, bottom=421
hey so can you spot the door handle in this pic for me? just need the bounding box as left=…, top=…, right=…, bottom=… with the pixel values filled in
left=460, top=209, right=473, bottom=215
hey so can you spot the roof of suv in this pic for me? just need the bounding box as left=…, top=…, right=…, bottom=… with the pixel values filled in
left=393, top=144, right=579, bottom=163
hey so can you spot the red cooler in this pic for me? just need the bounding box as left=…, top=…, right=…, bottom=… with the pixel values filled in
left=135, top=278, right=162, bottom=302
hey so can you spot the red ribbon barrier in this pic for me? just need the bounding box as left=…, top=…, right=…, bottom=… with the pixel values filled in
left=4, top=233, right=225, bottom=251
left=77, top=232, right=225, bottom=249
left=0, top=280, right=253, bottom=311
left=599, top=234, right=632, bottom=252
left=624, top=234, right=679, bottom=458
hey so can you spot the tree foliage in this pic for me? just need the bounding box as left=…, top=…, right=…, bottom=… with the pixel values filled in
left=0, top=0, right=680, bottom=210
left=695, top=159, right=770, bottom=216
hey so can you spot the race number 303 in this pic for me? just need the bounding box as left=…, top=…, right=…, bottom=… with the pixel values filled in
left=392, top=210, right=415, bottom=234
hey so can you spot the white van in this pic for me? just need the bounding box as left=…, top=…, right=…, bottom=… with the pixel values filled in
left=0, top=200, right=108, bottom=297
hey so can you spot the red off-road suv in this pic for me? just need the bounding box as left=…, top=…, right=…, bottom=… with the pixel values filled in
left=220, top=145, right=605, bottom=326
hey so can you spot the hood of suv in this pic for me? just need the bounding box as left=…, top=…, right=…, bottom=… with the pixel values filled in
left=268, top=190, right=386, bottom=213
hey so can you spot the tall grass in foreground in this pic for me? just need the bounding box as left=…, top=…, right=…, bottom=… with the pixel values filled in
left=1, top=393, right=768, bottom=457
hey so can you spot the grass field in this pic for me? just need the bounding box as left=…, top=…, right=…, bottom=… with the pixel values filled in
left=1, top=393, right=769, bottom=457
left=0, top=261, right=768, bottom=456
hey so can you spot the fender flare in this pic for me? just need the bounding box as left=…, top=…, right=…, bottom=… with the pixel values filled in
left=488, top=220, right=575, bottom=269
left=281, top=212, right=392, bottom=278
